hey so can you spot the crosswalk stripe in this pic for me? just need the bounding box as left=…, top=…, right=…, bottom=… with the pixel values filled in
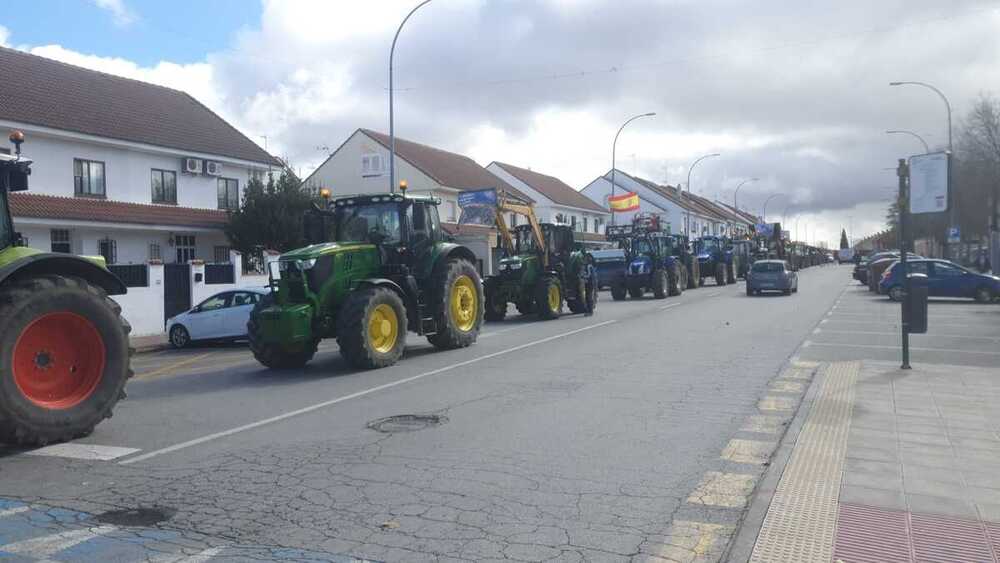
left=0, top=506, right=30, bottom=518
left=2, top=525, right=116, bottom=557
left=148, top=546, right=224, bottom=563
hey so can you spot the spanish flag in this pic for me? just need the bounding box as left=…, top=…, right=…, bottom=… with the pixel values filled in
left=608, top=191, right=640, bottom=212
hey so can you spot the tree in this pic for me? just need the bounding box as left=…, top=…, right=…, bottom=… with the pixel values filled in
left=839, top=228, right=849, bottom=249
left=225, top=169, right=315, bottom=255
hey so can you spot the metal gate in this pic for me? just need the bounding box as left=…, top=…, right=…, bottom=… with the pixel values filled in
left=163, top=263, right=191, bottom=325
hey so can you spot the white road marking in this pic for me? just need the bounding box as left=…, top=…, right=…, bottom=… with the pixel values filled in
left=820, top=319, right=828, bottom=324
left=660, top=302, right=682, bottom=310
left=479, top=324, right=535, bottom=339
left=25, top=443, right=141, bottom=461
left=812, top=327, right=822, bottom=334
left=802, top=340, right=812, bottom=348
left=806, top=342, right=1000, bottom=355
left=149, top=546, right=225, bottom=563
left=121, top=320, right=618, bottom=465
left=817, top=328, right=1000, bottom=341
left=707, top=292, right=722, bottom=297
left=0, top=506, right=30, bottom=518
left=2, top=525, right=116, bottom=557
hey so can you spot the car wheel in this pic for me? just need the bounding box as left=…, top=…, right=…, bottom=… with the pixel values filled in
left=169, top=324, right=190, bottom=349
left=888, top=285, right=905, bottom=302
left=974, top=286, right=994, bottom=304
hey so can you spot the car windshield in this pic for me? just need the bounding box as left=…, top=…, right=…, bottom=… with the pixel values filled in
left=753, top=262, right=784, bottom=273
left=333, top=202, right=401, bottom=244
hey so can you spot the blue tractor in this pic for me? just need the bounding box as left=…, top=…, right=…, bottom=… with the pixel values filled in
left=669, top=234, right=701, bottom=289
left=605, top=214, right=685, bottom=300
left=695, top=235, right=738, bottom=286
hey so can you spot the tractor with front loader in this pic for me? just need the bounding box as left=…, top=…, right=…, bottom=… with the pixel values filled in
left=484, top=195, right=591, bottom=321
left=248, top=189, right=484, bottom=370
left=605, top=214, right=685, bottom=300
left=0, top=132, right=132, bottom=445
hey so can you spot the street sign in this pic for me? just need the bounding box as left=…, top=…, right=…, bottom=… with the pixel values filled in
left=908, top=152, right=949, bottom=214
left=947, top=226, right=960, bottom=243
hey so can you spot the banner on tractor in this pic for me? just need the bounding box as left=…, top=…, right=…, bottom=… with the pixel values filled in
left=457, top=188, right=498, bottom=226
left=608, top=191, right=640, bottom=212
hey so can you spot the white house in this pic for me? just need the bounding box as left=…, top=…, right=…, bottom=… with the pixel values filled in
left=0, top=46, right=280, bottom=335
left=485, top=161, right=609, bottom=237
left=302, top=128, right=534, bottom=275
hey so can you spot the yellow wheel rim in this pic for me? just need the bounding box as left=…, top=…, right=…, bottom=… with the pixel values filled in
left=547, top=283, right=560, bottom=311
left=450, top=275, right=478, bottom=332
left=368, top=303, right=399, bottom=354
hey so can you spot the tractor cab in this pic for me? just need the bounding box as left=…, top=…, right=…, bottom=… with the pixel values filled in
left=0, top=132, right=31, bottom=251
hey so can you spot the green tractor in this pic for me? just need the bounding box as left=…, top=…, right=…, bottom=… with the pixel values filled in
left=248, top=190, right=484, bottom=370
left=483, top=198, right=590, bottom=321
left=0, top=132, right=132, bottom=445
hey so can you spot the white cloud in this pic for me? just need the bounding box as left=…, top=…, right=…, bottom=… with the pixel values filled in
left=92, top=0, right=136, bottom=27
left=0, top=25, right=10, bottom=47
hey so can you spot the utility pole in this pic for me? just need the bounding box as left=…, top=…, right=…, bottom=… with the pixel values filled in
left=897, top=158, right=911, bottom=370
left=389, top=0, right=433, bottom=194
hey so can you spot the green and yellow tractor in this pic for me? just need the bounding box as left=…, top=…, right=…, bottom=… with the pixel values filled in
left=248, top=189, right=484, bottom=370
left=0, top=132, right=132, bottom=445
left=483, top=197, right=590, bottom=321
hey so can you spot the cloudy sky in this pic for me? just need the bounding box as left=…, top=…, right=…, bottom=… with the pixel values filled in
left=3, top=0, right=998, bottom=247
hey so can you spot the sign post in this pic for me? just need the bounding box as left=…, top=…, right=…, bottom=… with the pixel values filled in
left=897, top=159, right=911, bottom=370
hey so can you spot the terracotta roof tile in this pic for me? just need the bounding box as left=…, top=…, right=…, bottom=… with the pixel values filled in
left=489, top=162, right=606, bottom=213
left=0, top=46, right=277, bottom=165
left=10, top=192, right=228, bottom=229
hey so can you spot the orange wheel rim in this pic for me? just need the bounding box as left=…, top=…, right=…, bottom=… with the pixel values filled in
left=12, top=312, right=106, bottom=409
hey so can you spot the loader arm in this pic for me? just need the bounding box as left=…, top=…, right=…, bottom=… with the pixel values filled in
left=495, top=196, right=549, bottom=268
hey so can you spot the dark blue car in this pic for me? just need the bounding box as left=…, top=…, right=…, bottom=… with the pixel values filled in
left=591, top=249, right=626, bottom=290
left=879, top=259, right=1000, bottom=303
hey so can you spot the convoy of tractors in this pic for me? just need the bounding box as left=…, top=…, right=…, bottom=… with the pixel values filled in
left=0, top=131, right=831, bottom=446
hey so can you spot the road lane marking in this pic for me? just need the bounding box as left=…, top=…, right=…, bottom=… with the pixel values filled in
left=687, top=471, right=756, bottom=508
left=721, top=439, right=776, bottom=465
left=805, top=342, right=1000, bottom=355
left=136, top=352, right=214, bottom=379
left=149, top=546, right=225, bottom=563
left=707, top=292, right=722, bottom=297
left=659, top=302, right=682, bottom=310
left=121, top=320, right=618, bottom=465
left=0, top=506, right=30, bottom=518
left=2, top=525, right=117, bottom=557
left=25, top=443, right=141, bottom=461
left=479, top=324, right=537, bottom=338
left=812, top=327, right=822, bottom=334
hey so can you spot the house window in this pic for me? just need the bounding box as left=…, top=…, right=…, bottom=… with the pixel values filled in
left=583, top=217, right=588, bottom=233
left=361, top=153, right=385, bottom=176
left=50, top=229, right=71, bottom=253
left=98, top=238, right=117, bottom=265
left=74, top=159, right=105, bottom=197
left=213, top=246, right=231, bottom=263
left=217, top=178, right=239, bottom=210
left=151, top=169, right=177, bottom=204
left=175, top=235, right=196, bottom=262
left=149, top=243, right=162, bottom=261
left=571, top=216, right=577, bottom=231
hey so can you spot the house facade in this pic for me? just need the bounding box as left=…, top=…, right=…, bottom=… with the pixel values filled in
left=303, top=128, right=533, bottom=275
left=485, top=162, right=609, bottom=236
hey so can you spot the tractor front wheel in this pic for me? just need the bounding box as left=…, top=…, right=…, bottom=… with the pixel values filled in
left=668, top=264, right=683, bottom=296
left=0, top=275, right=133, bottom=446
left=610, top=282, right=627, bottom=301
left=652, top=270, right=668, bottom=299
left=628, top=283, right=644, bottom=299
left=248, top=294, right=319, bottom=369
left=484, top=280, right=507, bottom=322
left=715, top=264, right=726, bottom=286
left=727, top=263, right=736, bottom=285
left=427, top=259, right=483, bottom=349
left=536, top=276, right=563, bottom=320
left=337, top=287, right=407, bottom=369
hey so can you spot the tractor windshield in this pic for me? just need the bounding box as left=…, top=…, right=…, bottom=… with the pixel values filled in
left=333, top=202, right=402, bottom=244
left=697, top=238, right=719, bottom=252
left=514, top=227, right=537, bottom=255
left=633, top=238, right=653, bottom=256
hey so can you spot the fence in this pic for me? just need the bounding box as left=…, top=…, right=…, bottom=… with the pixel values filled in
left=107, top=264, right=149, bottom=288
left=205, top=263, right=235, bottom=285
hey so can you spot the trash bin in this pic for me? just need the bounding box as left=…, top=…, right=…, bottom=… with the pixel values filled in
left=907, top=273, right=928, bottom=334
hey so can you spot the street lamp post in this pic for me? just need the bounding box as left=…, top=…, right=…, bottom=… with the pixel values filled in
left=733, top=177, right=759, bottom=211
left=684, top=153, right=721, bottom=236
left=389, top=0, right=433, bottom=194
left=782, top=204, right=792, bottom=227
left=761, top=193, right=784, bottom=223
left=886, top=130, right=930, bottom=154
left=610, top=112, right=656, bottom=225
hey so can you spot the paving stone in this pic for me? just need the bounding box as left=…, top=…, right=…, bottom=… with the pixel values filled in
left=963, top=470, right=1000, bottom=490
left=897, top=432, right=951, bottom=447
left=840, top=485, right=906, bottom=511
left=845, top=446, right=899, bottom=463
left=906, top=493, right=978, bottom=519
left=843, top=470, right=903, bottom=492
left=844, top=459, right=901, bottom=478
left=902, top=464, right=964, bottom=485
left=902, top=478, right=968, bottom=499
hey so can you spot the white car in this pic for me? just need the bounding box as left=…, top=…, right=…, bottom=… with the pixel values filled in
left=167, top=288, right=269, bottom=348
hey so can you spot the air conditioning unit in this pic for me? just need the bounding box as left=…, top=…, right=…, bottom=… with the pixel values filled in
left=205, top=161, right=223, bottom=176
left=182, top=157, right=203, bottom=174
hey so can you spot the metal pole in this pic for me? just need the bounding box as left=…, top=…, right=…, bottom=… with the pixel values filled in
left=389, top=0, right=433, bottom=194
left=684, top=153, right=721, bottom=236
left=610, top=112, right=656, bottom=225
left=761, top=193, right=783, bottom=223
left=886, top=130, right=930, bottom=153
left=733, top=177, right=758, bottom=211
left=898, top=158, right=911, bottom=369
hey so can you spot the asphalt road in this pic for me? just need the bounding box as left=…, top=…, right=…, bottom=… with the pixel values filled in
left=1, top=264, right=851, bottom=562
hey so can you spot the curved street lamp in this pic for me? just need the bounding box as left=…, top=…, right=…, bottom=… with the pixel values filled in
left=389, top=0, right=433, bottom=193
left=761, top=193, right=784, bottom=223
left=609, top=112, right=656, bottom=224
left=886, top=130, right=930, bottom=154
left=684, top=153, right=721, bottom=235
left=733, top=177, right=759, bottom=212
left=889, top=82, right=952, bottom=152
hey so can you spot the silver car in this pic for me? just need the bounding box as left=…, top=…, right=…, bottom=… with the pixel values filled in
left=747, top=260, right=798, bottom=296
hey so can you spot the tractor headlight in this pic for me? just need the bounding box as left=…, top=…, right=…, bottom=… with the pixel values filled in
left=508, top=261, right=523, bottom=270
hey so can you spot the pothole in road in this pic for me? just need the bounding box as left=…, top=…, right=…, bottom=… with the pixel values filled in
left=367, top=414, right=447, bottom=433
left=95, top=507, right=176, bottom=527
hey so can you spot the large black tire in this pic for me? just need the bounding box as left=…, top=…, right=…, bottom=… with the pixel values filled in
left=515, top=299, right=536, bottom=315
left=687, top=260, right=700, bottom=289
left=248, top=293, right=319, bottom=369
left=727, top=263, right=736, bottom=285
left=746, top=284, right=754, bottom=296
left=628, top=283, right=644, bottom=299
left=427, top=259, right=484, bottom=349
left=0, top=275, right=133, bottom=446
left=610, top=282, right=627, bottom=301
left=566, top=298, right=587, bottom=314
left=668, top=264, right=683, bottom=296
left=484, top=280, right=507, bottom=322
left=652, top=270, right=668, bottom=299
left=715, top=264, right=726, bottom=286
left=535, top=276, right=563, bottom=320
left=337, top=287, right=408, bottom=369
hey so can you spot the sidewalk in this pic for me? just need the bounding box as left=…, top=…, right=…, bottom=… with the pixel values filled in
left=130, top=333, right=169, bottom=353
left=739, top=360, right=1000, bottom=562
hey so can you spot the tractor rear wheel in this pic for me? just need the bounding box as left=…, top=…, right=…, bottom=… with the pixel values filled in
left=610, top=282, right=627, bottom=301
left=652, top=270, right=668, bottom=299
left=566, top=279, right=587, bottom=314
left=484, top=280, right=507, bottom=322
left=337, top=287, right=407, bottom=369
left=248, top=294, right=319, bottom=369
left=715, top=264, right=726, bottom=286
left=668, top=264, right=682, bottom=296
left=535, top=276, right=562, bottom=320
left=726, top=263, right=736, bottom=285
left=427, top=259, right=483, bottom=349
left=0, top=275, right=132, bottom=446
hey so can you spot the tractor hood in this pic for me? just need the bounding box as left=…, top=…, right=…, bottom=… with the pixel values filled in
left=280, top=242, right=375, bottom=261
left=498, top=254, right=537, bottom=271
left=629, top=256, right=652, bottom=275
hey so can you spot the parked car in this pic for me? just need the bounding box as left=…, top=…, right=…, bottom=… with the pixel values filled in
left=869, top=253, right=921, bottom=292
left=854, top=251, right=895, bottom=284
left=167, top=288, right=269, bottom=348
left=879, top=259, right=1000, bottom=303
left=747, top=259, right=798, bottom=296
